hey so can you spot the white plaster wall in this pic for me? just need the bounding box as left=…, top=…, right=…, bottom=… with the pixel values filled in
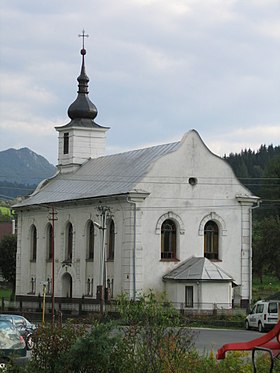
left=132, top=131, right=250, bottom=297
left=16, top=130, right=255, bottom=306
left=16, top=199, right=130, bottom=300
left=57, top=127, right=107, bottom=168
left=165, top=282, right=231, bottom=310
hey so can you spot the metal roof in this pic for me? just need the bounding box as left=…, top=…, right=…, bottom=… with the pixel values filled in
left=14, top=141, right=180, bottom=208
left=163, top=256, right=234, bottom=282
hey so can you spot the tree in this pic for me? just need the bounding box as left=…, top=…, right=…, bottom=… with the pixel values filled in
left=253, top=216, right=280, bottom=281
left=0, top=234, right=17, bottom=296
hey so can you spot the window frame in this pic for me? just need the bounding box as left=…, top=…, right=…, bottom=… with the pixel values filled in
left=107, top=220, right=115, bottom=261
left=65, top=222, right=73, bottom=262
left=87, top=221, right=95, bottom=261
left=63, top=132, right=69, bottom=154
left=204, top=220, right=219, bottom=260
left=30, top=224, right=37, bottom=261
left=161, top=219, right=177, bottom=260
left=185, top=286, right=194, bottom=308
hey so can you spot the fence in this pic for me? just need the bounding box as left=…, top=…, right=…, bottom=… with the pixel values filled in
left=0, top=295, right=247, bottom=320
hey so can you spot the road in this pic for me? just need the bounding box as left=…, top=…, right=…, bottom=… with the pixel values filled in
left=193, top=327, right=260, bottom=355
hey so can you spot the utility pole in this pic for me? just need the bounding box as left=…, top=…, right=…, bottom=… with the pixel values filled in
left=96, top=205, right=110, bottom=316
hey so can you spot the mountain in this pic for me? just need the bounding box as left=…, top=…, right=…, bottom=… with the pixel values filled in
left=0, top=148, right=56, bottom=200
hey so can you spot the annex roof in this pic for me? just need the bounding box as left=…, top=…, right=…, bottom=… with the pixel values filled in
left=14, top=141, right=180, bottom=208
left=163, top=256, right=234, bottom=282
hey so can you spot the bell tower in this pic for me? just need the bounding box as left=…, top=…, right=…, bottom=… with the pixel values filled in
left=56, top=31, right=109, bottom=173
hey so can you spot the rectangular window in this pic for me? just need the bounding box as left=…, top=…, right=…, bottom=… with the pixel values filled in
left=268, top=303, right=278, bottom=313
left=63, top=132, right=69, bottom=154
left=185, top=286, right=193, bottom=308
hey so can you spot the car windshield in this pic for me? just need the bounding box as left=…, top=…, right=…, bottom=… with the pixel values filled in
left=0, top=321, right=22, bottom=349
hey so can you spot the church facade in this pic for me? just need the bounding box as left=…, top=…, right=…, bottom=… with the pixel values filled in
left=14, top=45, right=259, bottom=310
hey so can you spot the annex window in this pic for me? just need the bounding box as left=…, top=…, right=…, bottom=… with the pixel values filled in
left=30, top=224, right=37, bottom=261
left=65, top=222, right=73, bottom=262
left=204, top=220, right=219, bottom=260
left=185, top=286, right=193, bottom=308
left=87, top=221, right=95, bottom=261
left=63, top=132, right=69, bottom=154
left=46, top=223, right=53, bottom=260
left=161, top=219, right=177, bottom=260
left=107, top=220, right=115, bottom=261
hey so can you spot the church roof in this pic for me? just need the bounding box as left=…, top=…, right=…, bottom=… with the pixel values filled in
left=163, top=256, right=234, bottom=282
left=14, top=141, right=180, bottom=208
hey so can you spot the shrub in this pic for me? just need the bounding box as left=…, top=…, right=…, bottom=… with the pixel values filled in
left=27, top=320, right=87, bottom=372
left=115, top=291, right=195, bottom=373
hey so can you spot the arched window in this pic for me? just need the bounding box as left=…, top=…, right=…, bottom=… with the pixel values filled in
left=65, top=222, right=73, bottom=261
left=204, top=220, right=219, bottom=260
left=46, top=223, right=53, bottom=260
left=87, top=221, right=94, bottom=260
left=30, top=225, right=37, bottom=261
left=161, top=219, right=177, bottom=260
left=107, top=220, right=115, bottom=261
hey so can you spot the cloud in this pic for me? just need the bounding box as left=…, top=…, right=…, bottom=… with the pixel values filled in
left=207, top=125, right=280, bottom=156
left=0, top=0, right=279, bottom=166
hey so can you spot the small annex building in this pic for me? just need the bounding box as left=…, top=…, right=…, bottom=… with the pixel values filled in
left=13, top=43, right=259, bottom=311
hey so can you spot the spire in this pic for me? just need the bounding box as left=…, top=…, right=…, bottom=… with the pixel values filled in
left=67, top=30, right=98, bottom=121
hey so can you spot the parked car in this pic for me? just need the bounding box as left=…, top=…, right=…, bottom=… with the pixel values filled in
left=245, top=300, right=280, bottom=332
left=0, top=314, right=37, bottom=350
left=0, top=319, right=27, bottom=369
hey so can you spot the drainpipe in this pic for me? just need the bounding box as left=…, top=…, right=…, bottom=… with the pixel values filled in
left=250, top=200, right=260, bottom=306
left=127, top=196, right=136, bottom=301
left=240, top=199, right=260, bottom=308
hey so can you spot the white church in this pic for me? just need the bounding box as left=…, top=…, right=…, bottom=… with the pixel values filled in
left=14, top=43, right=259, bottom=311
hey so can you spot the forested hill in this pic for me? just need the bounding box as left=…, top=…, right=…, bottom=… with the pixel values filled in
left=224, top=144, right=280, bottom=217
left=0, top=148, right=56, bottom=200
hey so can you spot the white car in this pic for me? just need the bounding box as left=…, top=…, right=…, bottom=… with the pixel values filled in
left=245, top=300, right=280, bottom=332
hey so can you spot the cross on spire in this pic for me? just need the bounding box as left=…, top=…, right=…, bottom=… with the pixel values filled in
left=79, top=29, right=89, bottom=49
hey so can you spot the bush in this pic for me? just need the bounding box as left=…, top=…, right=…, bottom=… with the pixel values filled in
left=115, top=291, right=195, bottom=373
left=56, top=321, right=122, bottom=373
left=19, top=292, right=280, bottom=373
left=27, top=320, right=87, bottom=372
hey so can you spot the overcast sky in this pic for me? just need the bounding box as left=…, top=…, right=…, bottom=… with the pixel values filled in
left=0, top=0, right=279, bottom=165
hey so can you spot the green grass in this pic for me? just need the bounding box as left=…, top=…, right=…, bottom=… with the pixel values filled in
left=0, top=287, right=12, bottom=299
left=252, top=274, right=280, bottom=302
left=253, top=274, right=280, bottom=289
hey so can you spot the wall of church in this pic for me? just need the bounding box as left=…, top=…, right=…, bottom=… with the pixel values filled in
left=129, top=131, right=253, bottom=302
left=164, top=281, right=232, bottom=310
left=16, top=131, right=255, bottom=307
left=16, top=199, right=135, bottom=300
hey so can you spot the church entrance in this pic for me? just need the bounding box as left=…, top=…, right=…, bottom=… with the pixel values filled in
left=62, top=272, right=73, bottom=298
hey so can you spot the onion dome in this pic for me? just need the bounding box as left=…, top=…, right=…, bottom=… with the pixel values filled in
left=67, top=47, right=98, bottom=120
